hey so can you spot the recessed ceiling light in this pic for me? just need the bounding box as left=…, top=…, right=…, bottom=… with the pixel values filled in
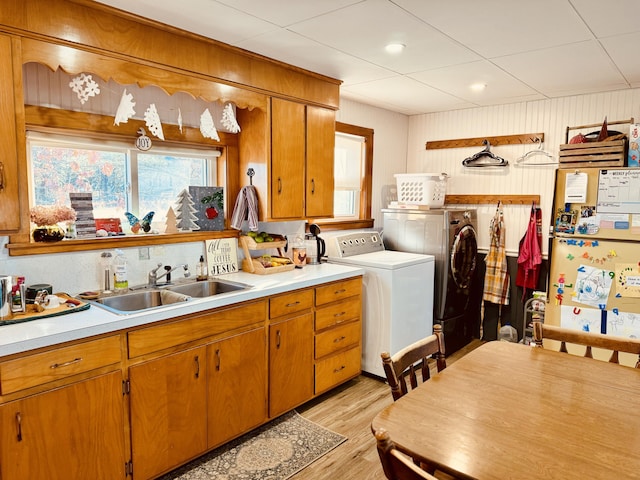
left=470, top=83, right=487, bottom=92
left=385, top=43, right=406, bottom=54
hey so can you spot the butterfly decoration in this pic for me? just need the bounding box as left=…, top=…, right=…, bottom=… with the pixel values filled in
left=125, top=211, right=155, bottom=233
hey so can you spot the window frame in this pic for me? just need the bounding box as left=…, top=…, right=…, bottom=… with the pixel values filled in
left=7, top=107, right=239, bottom=256
left=308, top=121, right=374, bottom=231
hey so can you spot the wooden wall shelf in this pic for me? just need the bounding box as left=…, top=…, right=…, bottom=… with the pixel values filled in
left=445, top=194, right=540, bottom=205
left=426, top=133, right=544, bottom=150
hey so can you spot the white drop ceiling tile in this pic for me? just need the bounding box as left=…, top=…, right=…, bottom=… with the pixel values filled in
left=287, top=0, right=480, bottom=74
left=570, top=0, right=640, bottom=37
left=94, top=0, right=276, bottom=45
left=214, top=0, right=362, bottom=27
left=493, top=41, right=629, bottom=97
left=394, top=0, right=593, bottom=58
left=236, top=30, right=394, bottom=85
left=409, top=61, right=545, bottom=105
left=601, top=33, right=640, bottom=84
left=341, top=76, right=475, bottom=115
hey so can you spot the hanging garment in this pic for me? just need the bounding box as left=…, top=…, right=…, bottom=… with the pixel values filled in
left=516, top=206, right=542, bottom=300
left=230, top=185, right=259, bottom=231
left=482, top=204, right=510, bottom=338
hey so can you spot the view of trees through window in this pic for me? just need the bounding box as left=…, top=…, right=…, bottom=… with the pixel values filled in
left=29, top=134, right=217, bottom=229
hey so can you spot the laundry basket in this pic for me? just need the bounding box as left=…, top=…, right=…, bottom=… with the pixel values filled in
left=394, top=173, right=448, bottom=207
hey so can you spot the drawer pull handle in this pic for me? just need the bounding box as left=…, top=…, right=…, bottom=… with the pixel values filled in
left=334, top=289, right=346, bottom=294
left=276, top=330, right=281, bottom=349
left=195, top=355, right=201, bottom=378
left=16, top=412, right=22, bottom=441
left=215, top=349, right=221, bottom=371
left=0, top=161, right=5, bottom=192
left=285, top=301, right=300, bottom=307
left=333, top=365, right=346, bottom=373
left=278, top=177, right=282, bottom=193
left=333, top=336, right=346, bottom=343
left=311, top=178, right=315, bottom=194
left=50, top=357, right=82, bottom=369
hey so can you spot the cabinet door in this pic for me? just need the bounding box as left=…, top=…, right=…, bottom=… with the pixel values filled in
left=207, top=328, right=267, bottom=448
left=271, top=97, right=305, bottom=219
left=269, top=312, right=314, bottom=417
left=0, top=371, right=126, bottom=480
left=0, top=34, right=20, bottom=232
left=306, top=105, right=335, bottom=218
left=129, top=345, right=207, bottom=480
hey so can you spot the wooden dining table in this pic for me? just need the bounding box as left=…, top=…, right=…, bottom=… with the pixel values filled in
left=371, top=340, right=640, bottom=479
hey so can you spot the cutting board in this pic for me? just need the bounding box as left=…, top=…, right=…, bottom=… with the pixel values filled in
left=0, top=292, right=90, bottom=326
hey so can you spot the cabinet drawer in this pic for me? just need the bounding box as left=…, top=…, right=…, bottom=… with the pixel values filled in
left=315, top=297, right=361, bottom=331
left=315, top=277, right=362, bottom=306
left=269, top=289, right=314, bottom=319
left=315, top=346, right=361, bottom=394
left=128, top=300, right=267, bottom=357
left=315, top=321, right=361, bottom=359
left=0, top=335, right=121, bottom=394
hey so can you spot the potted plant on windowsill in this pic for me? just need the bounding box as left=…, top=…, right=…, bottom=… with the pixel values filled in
left=29, top=205, right=77, bottom=242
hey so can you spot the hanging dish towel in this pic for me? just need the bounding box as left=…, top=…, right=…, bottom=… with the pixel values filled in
left=516, top=205, right=542, bottom=300
left=482, top=203, right=510, bottom=338
left=230, top=185, right=259, bottom=231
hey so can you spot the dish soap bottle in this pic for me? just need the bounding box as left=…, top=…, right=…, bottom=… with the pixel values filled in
left=196, top=255, right=208, bottom=281
left=113, top=249, right=129, bottom=293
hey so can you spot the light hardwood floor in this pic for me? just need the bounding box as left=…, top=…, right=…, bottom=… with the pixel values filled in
left=292, top=339, right=484, bottom=480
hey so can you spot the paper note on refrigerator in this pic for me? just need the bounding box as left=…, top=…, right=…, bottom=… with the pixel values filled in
left=564, top=172, right=587, bottom=203
left=574, top=264, right=614, bottom=308
left=560, top=305, right=601, bottom=333
left=607, top=310, right=640, bottom=338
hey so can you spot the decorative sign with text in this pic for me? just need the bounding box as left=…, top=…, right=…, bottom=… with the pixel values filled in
left=205, top=238, right=238, bottom=275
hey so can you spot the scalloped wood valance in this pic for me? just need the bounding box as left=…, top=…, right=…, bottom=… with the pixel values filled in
left=21, top=38, right=268, bottom=112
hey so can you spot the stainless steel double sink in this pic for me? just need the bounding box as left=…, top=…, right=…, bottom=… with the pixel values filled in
left=88, top=279, right=251, bottom=314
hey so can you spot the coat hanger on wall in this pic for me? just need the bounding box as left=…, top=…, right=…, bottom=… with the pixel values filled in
left=462, top=140, right=508, bottom=167
left=515, top=137, right=557, bottom=166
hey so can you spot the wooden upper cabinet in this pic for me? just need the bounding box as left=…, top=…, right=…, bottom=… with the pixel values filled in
left=271, top=98, right=305, bottom=219
left=0, top=34, right=21, bottom=232
left=270, top=99, right=336, bottom=220
left=306, top=105, right=335, bottom=218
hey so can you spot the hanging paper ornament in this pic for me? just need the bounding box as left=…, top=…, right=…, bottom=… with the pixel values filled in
left=144, top=103, right=165, bottom=140
left=221, top=103, right=241, bottom=133
left=68, top=73, right=101, bottom=104
left=114, top=89, right=136, bottom=126
left=135, top=128, right=152, bottom=151
left=200, top=108, right=220, bottom=141
left=178, top=108, right=183, bottom=133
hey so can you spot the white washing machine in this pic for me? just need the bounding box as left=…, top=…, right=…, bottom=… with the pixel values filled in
left=326, top=231, right=435, bottom=378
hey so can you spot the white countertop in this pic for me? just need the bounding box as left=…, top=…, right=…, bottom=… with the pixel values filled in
left=0, top=263, right=363, bottom=358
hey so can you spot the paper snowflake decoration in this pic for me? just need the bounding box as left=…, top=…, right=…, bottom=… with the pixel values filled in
left=68, top=73, right=100, bottom=104
left=200, top=108, right=220, bottom=141
left=221, top=103, right=241, bottom=133
left=144, top=103, right=165, bottom=140
left=178, top=108, right=183, bottom=133
left=114, top=89, right=136, bottom=126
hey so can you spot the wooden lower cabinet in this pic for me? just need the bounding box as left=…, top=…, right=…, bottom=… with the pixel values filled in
left=0, top=371, right=126, bottom=480
left=129, top=345, right=208, bottom=480
left=207, top=327, right=267, bottom=448
left=269, top=312, right=314, bottom=417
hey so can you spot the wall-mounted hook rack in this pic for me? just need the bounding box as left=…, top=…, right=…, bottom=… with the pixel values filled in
left=426, top=133, right=544, bottom=150
left=445, top=194, right=540, bottom=205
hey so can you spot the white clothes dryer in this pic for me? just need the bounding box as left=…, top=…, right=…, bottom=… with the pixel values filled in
left=326, top=231, right=435, bottom=378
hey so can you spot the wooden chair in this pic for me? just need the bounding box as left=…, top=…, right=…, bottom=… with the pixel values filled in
left=532, top=321, right=640, bottom=368
left=374, top=428, right=438, bottom=480
left=381, top=324, right=446, bottom=401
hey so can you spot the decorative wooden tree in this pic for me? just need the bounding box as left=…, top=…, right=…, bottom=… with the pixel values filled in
left=174, top=188, right=200, bottom=231
left=164, top=206, right=178, bottom=234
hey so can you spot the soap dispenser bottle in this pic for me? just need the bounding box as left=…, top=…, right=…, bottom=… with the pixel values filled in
left=196, top=255, right=208, bottom=281
left=113, top=249, right=128, bottom=293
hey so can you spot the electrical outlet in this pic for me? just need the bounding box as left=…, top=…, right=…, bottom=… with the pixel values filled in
left=138, top=247, right=150, bottom=260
